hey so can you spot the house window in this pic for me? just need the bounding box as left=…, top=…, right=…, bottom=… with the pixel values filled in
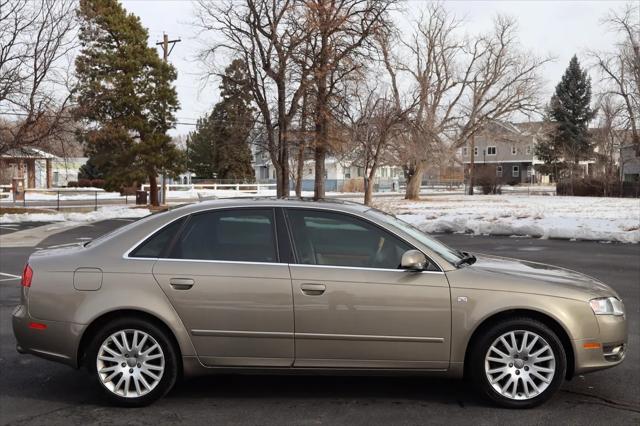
left=512, top=146, right=517, bottom=155
left=381, top=168, right=387, bottom=178
left=344, top=170, right=351, bottom=179
left=474, top=147, right=479, bottom=156
left=512, top=165, right=520, bottom=177
left=496, top=166, right=503, bottom=177
left=463, top=147, right=468, bottom=156
left=487, top=146, right=497, bottom=155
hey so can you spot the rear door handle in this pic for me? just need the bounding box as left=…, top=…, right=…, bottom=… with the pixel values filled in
left=169, top=278, right=194, bottom=290
left=300, top=283, right=326, bottom=296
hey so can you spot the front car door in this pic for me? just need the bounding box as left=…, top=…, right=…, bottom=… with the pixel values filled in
left=149, top=207, right=294, bottom=367
left=285, top=208, right=451, bottom=370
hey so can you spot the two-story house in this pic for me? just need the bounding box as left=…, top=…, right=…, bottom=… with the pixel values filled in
left=461, top=121, right=543, bottom=184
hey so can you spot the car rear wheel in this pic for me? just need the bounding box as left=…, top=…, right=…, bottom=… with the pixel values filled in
left=87, top=317, right=178, bottom=407
left=470, top=317, right=567, bottom=408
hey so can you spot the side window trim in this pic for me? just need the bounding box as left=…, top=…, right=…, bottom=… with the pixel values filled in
left=283, top=207, right=442, bottom=272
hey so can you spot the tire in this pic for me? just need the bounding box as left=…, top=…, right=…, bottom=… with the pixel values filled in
left=469, top=317, right=567, bottom=408
left=86, top=317, right=178, bottom=407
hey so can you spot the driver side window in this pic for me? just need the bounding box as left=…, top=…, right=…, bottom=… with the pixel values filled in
left=286, top=209, right=411, bottom=269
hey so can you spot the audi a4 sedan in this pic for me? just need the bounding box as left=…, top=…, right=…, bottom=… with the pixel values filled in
left=13, top=199, right=626, bottom=407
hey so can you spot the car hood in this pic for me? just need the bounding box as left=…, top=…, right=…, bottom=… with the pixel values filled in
left=461, top=254, right=617, bottom=299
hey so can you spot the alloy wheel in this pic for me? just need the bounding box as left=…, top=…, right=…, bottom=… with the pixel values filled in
left=96, top=329, right=165, bottom=398
left=484, top=330, right=556, bottom=400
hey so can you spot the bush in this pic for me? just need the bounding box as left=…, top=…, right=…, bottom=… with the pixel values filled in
left=77, top=178, right=92, bottom=187
left=557, top=178, right=640, bottom=197
left=67, top=181, right=78, bottom=187
left=475, top=168, right=502, bottom=194
left=342, top=178, right=365, bottom=192
left=90, top=179, right=105, bottom=188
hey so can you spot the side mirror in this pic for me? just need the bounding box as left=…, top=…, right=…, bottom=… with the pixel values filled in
left=401, top=250, right=427, bottom=271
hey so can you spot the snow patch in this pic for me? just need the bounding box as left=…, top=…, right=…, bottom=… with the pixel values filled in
left=374, top=195, right=640, bottom=244
left=0, top=206, right=151, bottom=224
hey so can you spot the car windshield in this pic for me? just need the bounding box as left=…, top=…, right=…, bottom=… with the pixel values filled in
left=365, top=208, right=465, bottom=265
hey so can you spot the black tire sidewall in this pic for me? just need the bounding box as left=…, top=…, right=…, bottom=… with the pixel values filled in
left=86, top=317, right=178, bottom=407
left=470, top=318, right=567, bottom=408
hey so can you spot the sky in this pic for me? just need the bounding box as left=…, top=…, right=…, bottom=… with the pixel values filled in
left=121, top=0, right=630, bottom=136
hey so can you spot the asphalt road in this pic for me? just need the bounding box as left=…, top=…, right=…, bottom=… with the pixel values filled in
left=0, top=221, right=638, bottom=425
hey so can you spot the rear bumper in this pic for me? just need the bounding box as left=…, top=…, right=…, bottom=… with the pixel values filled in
left=573, top=314, right=627, bottom=375
left=12, top=304, right=82, bottom=368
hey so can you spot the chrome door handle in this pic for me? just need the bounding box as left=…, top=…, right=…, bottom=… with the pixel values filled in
left=300, top=283, right=326, bottom=296
left=170, top=278, right=194, bottom=290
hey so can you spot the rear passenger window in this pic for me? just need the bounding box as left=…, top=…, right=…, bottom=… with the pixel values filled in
left=168, top=209, right=278, bottom=263
left=129, top=217, right=186, bottom=258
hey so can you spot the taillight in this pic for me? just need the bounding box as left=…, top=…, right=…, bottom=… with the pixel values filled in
left=21, top=264, right=33, bottom=287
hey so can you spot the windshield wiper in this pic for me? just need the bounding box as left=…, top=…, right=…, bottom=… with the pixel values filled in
left=455, top=252, right=477, bottom=268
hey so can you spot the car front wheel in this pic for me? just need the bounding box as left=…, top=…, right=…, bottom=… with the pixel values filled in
left=87, top=317, right=178, bottom=407
left=470, top=317, right=567, bottom=408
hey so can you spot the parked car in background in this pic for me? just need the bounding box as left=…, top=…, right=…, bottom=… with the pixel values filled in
left=13, top=199, right=627, bottom=407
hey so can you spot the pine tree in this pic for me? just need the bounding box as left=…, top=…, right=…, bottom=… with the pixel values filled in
left=186, top=115, right=217, bottom=179
left=186, top=59, right=255, bottom=181
left=74, top=0, right=184, bottom=205
left=549, top=56, right=596, bottom=172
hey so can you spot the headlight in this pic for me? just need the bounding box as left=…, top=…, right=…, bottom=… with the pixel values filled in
left=589, top=297, right=625, bottom=316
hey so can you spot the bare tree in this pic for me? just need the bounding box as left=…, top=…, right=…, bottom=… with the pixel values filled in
left=457, top=16, right=549, bottom=195
left=305, top=0, right=396, bottom=200
left=0, top=0, right=77, bottom=154
left=591, top=3, right=640, bottom=155
left=397, top=4, right=468, bottom=199
left=195, top=0, right=312, bottom=197
left=592, top=94, right=627, bottom=195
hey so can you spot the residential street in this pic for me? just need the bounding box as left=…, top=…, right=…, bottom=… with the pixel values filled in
left=0, top=220, right=638, bottom=425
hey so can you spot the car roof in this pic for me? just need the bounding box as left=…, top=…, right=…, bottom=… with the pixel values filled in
left=171, top=197, right=371, bottom=216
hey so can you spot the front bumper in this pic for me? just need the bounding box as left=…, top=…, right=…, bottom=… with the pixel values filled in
left=12, top=304, right=82, bottom=368
left=573, top=314, right=627, bottom=375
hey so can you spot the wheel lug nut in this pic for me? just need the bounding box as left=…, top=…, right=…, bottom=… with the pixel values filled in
left=137, top=363, right=141, bottom=368
left=515, top=370, right=520, bottom=375
left=124, top=354, right=128, bottom=358
left=524, top=366, right=529, bottom=371
left=129, top=368, right=133, bottom=373
left=121, top=363, right=126, bottom=367
left=514, top=355, right=518, bottom=359
left=509, top=363, right=513, bottom=367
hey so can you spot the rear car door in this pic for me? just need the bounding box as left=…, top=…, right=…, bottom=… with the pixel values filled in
left=149, top=207, right=294, bottom=367
left=285, top=208, right=451, bottom=370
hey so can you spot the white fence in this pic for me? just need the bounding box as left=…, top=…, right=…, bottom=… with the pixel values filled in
left=141, top=183, right=277, bottom=194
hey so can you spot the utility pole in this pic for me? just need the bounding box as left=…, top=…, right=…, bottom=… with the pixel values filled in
left=156, top=33, right=181, bottom=205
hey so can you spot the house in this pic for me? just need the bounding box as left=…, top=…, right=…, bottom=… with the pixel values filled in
left=460, top=121, right=601, bottom=184
left=620, top=144, right=640, bottom=182
left=460, top=121, right=542, bottom=184
left=0, top=147, right=89, bottom=188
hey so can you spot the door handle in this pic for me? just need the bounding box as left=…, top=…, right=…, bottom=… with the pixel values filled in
left=300, top=283, right=326, bottom=296
left=169, top=278, right=194, bottom=290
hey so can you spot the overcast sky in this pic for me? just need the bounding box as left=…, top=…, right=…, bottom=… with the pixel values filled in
left=121, top=0, right=630, bottom=135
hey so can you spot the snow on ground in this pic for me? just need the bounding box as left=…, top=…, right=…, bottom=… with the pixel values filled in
left=2, top=188, right=124, bottom=201
left=166, top=188, right=346, bottom=199
left=0, top=206, right=151, bottom=224
left=374, top=195, right=640, bottom=244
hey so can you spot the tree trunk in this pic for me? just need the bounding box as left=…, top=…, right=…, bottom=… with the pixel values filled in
left=295, top=144, right=304, bottom=197
left=404, top=161, right=425, bottom=200
left=149, top=174, right=158, bottom=206
left=314, top=142, right=326, bottom=200
left=467, top=134, right=475, bottom=195
left=364, top=167, right=377, bottom=206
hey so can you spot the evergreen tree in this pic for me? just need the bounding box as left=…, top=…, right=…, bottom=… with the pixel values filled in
left=78, top=156, right=104, bottom=180
left=551, top=57, right=596, bottom=166
left=186, top=115, right=217, bottom=178
left=74, top=0, right=184, bottom=205
left=186, top=59, right=255, bottom=181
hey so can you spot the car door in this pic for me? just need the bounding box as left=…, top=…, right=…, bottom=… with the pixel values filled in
left=285, top=208, right=451, bottom=370
left=151, top=207, right=294, bottom=367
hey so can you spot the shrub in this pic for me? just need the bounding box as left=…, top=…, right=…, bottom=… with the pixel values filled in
left=77, top=178, right=92, bottom=187
left=90, top=179, right=106, bottom=188
left=557, top=178, right=640, bottom=198
left=67, top=181, right=79, bottom=187
left=475, top=168, right=502, bottom=194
